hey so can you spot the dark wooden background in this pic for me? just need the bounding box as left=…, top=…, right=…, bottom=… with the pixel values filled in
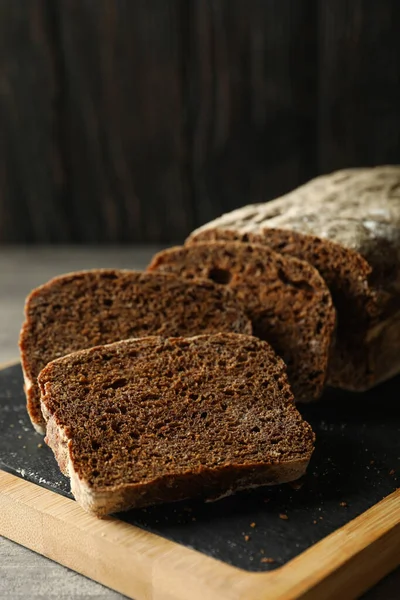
left=1, top=0, right=399, bottom=244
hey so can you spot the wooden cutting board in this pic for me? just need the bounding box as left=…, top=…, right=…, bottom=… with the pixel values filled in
left=0, top=362, right=399, bottom=600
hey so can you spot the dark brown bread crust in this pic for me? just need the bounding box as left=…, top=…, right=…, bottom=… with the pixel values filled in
left=19, top=270, right=252, bottom=433
left=38, top=334, right=315, bottom=516
left=148, top=242, right=336, bottom=402
left=187, top=228, right=396, bottom=391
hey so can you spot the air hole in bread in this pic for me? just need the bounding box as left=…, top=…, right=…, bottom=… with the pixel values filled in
left=109, top=378, right=128, bottom=390
left=315, top=320, right=323, bottom=334
left=208, top=268, right=232, bottom=285
left=112, top=420, right=122, bottom=433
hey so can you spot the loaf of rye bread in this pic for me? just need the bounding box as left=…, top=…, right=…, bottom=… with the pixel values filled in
left=38, top=333, right=315, bottom=516
left=19, top=270, right=251, bottom=433
left=147, top=242, right=336, bottom=402
left=188, top=166, right=400, bottom=391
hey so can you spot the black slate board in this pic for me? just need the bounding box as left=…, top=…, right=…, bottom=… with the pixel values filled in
left=0, top=364, right=399, bottom=573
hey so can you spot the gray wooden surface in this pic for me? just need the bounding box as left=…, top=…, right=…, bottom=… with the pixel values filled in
left=0, top=246, right=398, bottom=600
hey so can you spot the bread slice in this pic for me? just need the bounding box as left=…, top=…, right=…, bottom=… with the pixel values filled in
left=19, top=270, right=252, bottom=433
left=187, top=166, right=400, bottom=391
left=147, top=242, right=335, bottom=402
left=38, top=333, right=315, bottom=516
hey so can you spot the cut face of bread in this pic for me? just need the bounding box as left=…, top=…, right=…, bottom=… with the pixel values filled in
left=38, top=334, right=315, bottom=516
left=187, top=166, right=400, bottom=391
left=19, top=270, right=252, bottom=433
left=148, top=242, right=336, bottom=402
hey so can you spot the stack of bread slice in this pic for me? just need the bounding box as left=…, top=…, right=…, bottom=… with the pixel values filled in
left=19, top=166, right=400, bottom=516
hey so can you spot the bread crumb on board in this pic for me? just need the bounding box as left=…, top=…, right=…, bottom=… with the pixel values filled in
left=250, top=522, right=256, bottom=528
left=339, top=501, right=347, bottom=507
left=261, top=557, right=275, bottom=564
left=279, top=513, right=289, bottom=520
left=243, top=534, right=250, bottom=542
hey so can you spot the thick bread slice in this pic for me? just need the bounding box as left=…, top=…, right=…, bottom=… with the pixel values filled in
left=148, top=242, right=336, bottom=402
left=19, top=270, right=251, bottom=433
left=188, top=166, right=400, bottom=391
left=38, top=333, right=315, bottom=516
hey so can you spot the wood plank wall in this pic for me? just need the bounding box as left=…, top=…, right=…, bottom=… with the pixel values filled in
left=0, top=0, right=399, bottom=243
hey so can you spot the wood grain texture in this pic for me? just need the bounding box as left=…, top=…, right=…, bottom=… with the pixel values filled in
left=318, top=0, right=400, bottom=170
left=1, top=470, right=400, bottom=600
left=0, top=1, right=65, bottom=243
left=0, top=537, right=122, bottom=600
left=53, top=0, right=192, bottom=244
left=1, top=2, right=399, bottom=243
left=182, top=0, right=318, bottom=224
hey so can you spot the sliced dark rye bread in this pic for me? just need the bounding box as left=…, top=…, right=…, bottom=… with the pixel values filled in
left=187, top=166, right=400, bottom=391
left=19, top=270, right=252, bottom=433
left=147, top=242, right=336, bottom=402
left=38, top=333, right=315, bottom=516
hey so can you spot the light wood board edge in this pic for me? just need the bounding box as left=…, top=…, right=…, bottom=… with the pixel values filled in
left=0, top=471, right=399, bottom=600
